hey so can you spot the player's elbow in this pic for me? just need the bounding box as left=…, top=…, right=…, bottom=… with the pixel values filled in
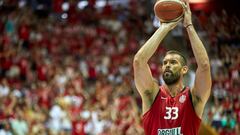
left=133, top=55, right=145, bottom=66
left=199, top=60, right=210, bottom=71
left=133, top=57, right=141, bottom=68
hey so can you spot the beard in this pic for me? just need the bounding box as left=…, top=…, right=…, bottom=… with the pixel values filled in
left=163, top=70, right=181, bottom=85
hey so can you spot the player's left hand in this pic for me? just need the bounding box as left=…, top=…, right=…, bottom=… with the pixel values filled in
left=182, top=0, right=192, bottom=27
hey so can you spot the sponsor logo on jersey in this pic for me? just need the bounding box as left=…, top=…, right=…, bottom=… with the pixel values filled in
left=158, top=127, right=183, bottom=135
left=179, top=95, right=186, bottom=103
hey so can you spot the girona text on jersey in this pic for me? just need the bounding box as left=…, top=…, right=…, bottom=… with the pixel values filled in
left=158, top=127, right=182, bottom=135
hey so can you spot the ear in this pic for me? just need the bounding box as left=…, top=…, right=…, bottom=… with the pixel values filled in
left=182, top=65, right=188, bottom=75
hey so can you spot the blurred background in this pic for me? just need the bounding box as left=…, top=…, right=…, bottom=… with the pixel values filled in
left=0, top=0, right=239, bottom=135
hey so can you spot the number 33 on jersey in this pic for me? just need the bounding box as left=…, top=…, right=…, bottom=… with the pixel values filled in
left=164, top=107, right=179, bottom=120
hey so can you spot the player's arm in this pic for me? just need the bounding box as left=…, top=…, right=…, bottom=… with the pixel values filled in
left=133, top=21, right=180, bottom=114
left=183, top=1, right=212, bottom=118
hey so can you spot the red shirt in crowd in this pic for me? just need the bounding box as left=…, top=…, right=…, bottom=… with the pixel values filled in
left=72, top=120, right=87, bottom=135
left=18, top=23, right=30, bottom=41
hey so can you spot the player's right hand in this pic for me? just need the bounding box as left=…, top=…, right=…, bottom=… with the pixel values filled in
left=161, top=17, right=182, bottom=31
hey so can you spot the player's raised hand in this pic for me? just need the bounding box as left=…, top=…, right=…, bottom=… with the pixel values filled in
left=182, top=0, right=193, bottom=28
left=161, top=18, right=182, bottom=31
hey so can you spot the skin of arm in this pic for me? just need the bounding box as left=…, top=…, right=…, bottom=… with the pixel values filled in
left=133, top=19, right=181, bottom=114
left=183, top=1, right=212, bottom=118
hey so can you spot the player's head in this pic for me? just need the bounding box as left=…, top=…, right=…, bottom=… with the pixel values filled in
left=162, top=50, right=188, bottom=85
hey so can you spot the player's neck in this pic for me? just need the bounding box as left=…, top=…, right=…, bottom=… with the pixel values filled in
left=164, top=82, right=184, bottom=97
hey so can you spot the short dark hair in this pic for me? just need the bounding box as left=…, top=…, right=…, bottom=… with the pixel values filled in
left=165, top=50, right=187, bottom=66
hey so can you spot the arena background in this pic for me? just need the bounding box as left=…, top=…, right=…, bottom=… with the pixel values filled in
left=0, top=0, right=239, bottom=135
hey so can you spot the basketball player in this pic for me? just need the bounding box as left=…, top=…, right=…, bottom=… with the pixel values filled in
left=133, top=1, right=211, bottom=135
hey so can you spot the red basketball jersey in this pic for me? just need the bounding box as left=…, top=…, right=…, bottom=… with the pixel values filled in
left=142, top=86, right=201, bottom=135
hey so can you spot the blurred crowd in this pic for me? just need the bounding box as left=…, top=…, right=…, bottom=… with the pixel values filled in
left=0, top=0, right=239, bottom=135
left=197, top=9, right=240, bottom=135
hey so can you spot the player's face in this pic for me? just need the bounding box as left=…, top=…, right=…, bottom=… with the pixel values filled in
left=162, top=54, right=183, bottom=85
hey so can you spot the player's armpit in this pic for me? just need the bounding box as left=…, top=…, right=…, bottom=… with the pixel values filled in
left=190, top=87, right=210, bottom=119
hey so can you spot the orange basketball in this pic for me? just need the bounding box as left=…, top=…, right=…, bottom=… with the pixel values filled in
left=154, top=0, right=184, bottom=22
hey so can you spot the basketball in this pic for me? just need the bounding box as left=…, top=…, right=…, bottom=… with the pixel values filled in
left=154, top=0, right=184, bottom=22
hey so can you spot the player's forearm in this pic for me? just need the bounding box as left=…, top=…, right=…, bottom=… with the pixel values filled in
left=187, top=26, right=210, bottom=69
left=134, top=27, right=169, bottom=63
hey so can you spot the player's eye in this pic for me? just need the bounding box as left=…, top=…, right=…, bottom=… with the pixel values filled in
left=163, top=61, right=168, bottom=65
left=170, top=60, right=177, bottom=64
